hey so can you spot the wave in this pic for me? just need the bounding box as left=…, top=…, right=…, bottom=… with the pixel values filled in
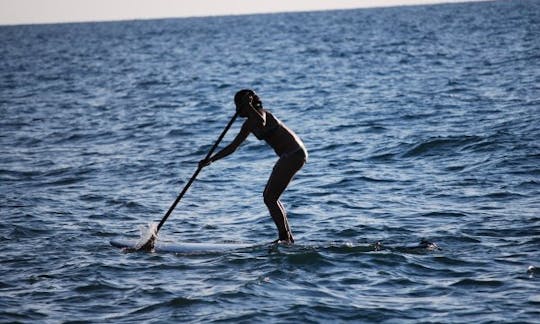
left=402, top=135, right=484, bottom=158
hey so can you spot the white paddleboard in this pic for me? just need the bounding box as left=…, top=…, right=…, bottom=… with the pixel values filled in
left=110, top=238, right=253, bottom=254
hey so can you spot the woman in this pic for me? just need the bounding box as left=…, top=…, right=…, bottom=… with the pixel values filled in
left=199, top=89, right=307, bottom=243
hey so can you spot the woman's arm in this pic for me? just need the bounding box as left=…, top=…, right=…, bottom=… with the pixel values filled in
left=199, top=121, right=251, bottom=167
left=247, top=104, right=266, bottom=127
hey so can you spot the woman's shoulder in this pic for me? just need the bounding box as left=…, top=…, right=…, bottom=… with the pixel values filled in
left=242, top=111, right=264, bottom=130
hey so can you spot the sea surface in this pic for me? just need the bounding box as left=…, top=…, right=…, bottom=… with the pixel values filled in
left=1, top=0, right=539, bottom=322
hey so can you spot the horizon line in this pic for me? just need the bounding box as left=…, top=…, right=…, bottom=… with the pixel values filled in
left=0, top=0, right=490, bottom=27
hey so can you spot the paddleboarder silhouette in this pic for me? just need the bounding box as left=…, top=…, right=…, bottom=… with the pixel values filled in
left=199, top=89, right=307, bottom=243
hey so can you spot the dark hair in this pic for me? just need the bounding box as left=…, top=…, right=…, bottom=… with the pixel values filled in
left=234, top=89, right=263, bottom=109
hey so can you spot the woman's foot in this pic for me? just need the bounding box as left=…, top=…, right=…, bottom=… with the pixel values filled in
left=272, top=239, right=294, bottom=245
left=274, top=232, right=294, bottom=244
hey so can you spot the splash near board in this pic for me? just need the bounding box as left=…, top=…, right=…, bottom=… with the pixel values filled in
left=110, top=239, right=253, bottom=254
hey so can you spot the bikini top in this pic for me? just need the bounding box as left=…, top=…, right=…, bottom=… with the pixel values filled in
left=252, top=110, right=281, bottom=141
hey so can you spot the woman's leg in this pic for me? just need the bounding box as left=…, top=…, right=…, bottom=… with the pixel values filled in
left=263, top=150, right=305, bottom=242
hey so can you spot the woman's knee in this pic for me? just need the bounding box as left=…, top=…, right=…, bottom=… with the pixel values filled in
left=263, top=189, right=277, bottom=206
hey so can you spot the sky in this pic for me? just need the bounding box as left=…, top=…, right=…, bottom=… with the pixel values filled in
left=0, top=0, right=480, bottom=26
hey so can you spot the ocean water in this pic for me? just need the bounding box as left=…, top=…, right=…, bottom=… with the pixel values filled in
left=1, top=0, right=539, bottom=322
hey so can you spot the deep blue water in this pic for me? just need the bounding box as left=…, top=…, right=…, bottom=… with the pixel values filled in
left=1, top=0, right=540, bottom=322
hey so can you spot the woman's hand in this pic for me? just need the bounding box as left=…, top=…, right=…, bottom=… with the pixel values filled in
left=198, top=158, right=212, bottom=169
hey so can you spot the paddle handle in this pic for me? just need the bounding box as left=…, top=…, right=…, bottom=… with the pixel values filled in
left=155, top=112, right=239, bottom=233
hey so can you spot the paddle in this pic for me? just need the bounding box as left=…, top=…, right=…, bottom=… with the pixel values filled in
left=138, top=112, right=239, bottom=251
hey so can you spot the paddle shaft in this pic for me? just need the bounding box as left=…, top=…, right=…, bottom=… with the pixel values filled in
left=155, top=113, right=238, bottom=233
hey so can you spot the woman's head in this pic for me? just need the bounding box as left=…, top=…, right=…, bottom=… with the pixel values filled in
left=234, top=89, right=262, bottom=117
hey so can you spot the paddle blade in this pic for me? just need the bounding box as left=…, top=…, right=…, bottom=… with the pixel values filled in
left=137, top=236, right=156, bottom=252
left=135, top=223, right=158, bottom=252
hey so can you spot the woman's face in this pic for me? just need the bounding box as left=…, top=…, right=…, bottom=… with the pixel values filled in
left=235, top=94, right=251, bottom=117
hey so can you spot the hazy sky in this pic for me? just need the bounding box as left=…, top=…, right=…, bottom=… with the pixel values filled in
left=1, top=0, right=478, bottom=26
